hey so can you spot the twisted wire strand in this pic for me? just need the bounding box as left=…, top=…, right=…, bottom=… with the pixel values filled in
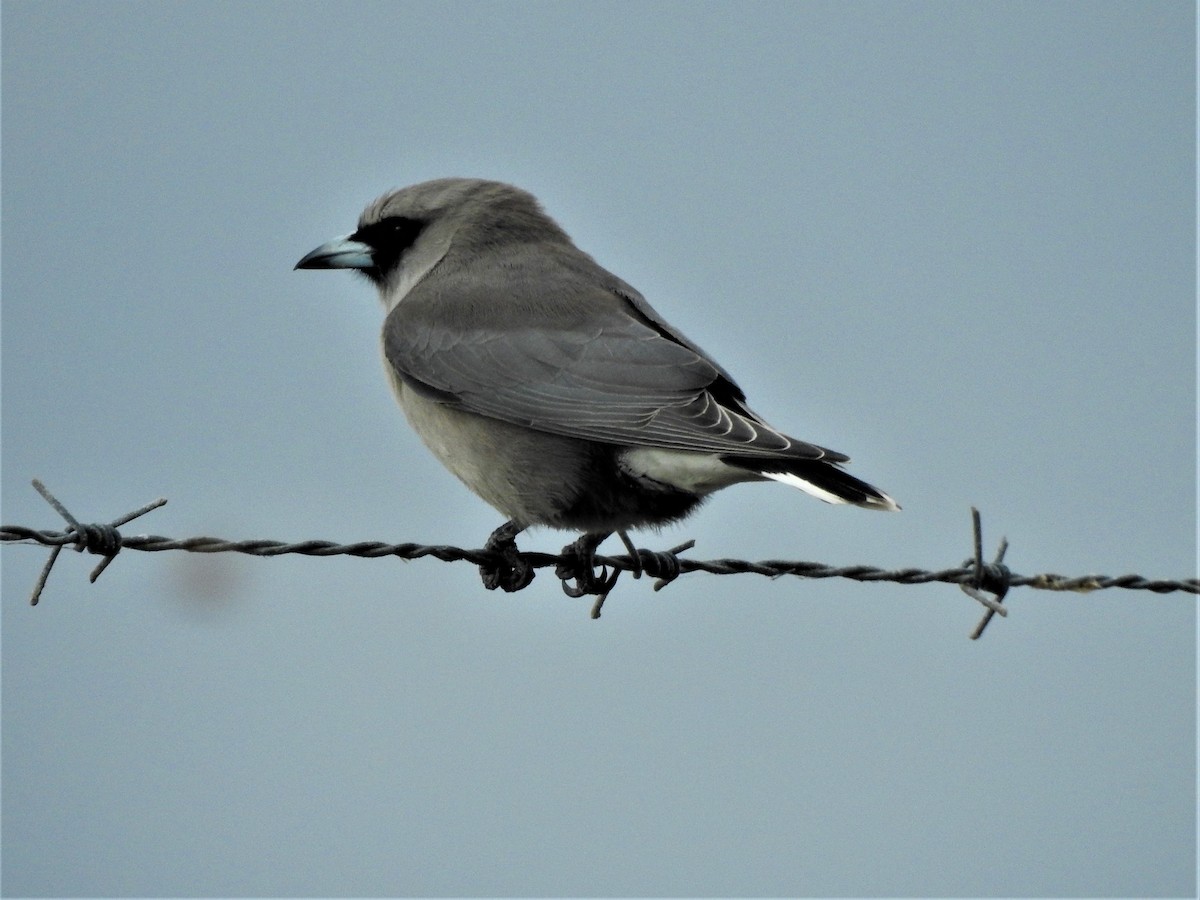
left=4, top=524, right=1195, bottom=594
left=3, top=481, right=1196, bottom=639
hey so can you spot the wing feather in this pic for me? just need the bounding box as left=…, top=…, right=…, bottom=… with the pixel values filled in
left=383, top=259, right=841, bottom=462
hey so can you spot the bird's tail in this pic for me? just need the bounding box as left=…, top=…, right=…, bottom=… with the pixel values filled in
left=722, top=456, right=900, bottom=511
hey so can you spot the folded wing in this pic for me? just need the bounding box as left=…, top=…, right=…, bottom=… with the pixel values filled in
left=383, top=262, right=844, bottom=464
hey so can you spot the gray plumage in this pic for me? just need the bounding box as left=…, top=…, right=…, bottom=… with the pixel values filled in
left=297, top=178, right=896, bottom=587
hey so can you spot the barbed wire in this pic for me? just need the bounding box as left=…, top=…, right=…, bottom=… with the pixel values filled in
left=3, top=480, right=1196, bottom=638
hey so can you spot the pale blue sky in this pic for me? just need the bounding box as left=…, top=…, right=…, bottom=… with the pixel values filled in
left=2, top=2, right=1195, bottom=896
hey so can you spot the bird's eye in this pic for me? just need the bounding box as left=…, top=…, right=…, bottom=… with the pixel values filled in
left=349, top=216, right=426, bottom=277
left=353, top=216, right=424, bottom=250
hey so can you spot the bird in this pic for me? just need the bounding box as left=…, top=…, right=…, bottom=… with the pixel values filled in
left=296, top=178, right=897, bottom=593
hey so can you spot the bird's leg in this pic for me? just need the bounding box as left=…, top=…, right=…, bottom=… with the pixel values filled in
left=617, top=530, right=643, bottom=578
left=480, top=520, right=534, bottom=592
left=556, top=531, right=620, bottom=598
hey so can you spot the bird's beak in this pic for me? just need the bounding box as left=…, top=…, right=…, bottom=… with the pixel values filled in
left=294, top=235, right=375, bottom=270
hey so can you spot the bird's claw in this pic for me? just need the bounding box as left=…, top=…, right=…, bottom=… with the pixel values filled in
left=556, top=534, right=620, bottom=598
left=480, top=528, right=534, bottom=592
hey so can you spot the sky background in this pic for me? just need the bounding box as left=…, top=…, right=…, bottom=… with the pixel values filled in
left=2, top=2, right=1195, bottom=896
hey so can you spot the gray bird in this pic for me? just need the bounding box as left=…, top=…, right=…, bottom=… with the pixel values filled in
left=297, top=178, right=897, bottom=592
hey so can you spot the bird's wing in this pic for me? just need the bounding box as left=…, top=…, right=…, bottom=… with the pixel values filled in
left=383, top=268, right=843, bottom=462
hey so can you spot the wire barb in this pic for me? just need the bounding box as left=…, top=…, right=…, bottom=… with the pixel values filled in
left=24, top=480, right=167, bottom=605
left=4, top=484, right=1196, bottom=634
left=960, top=506, right=1013, bottom=639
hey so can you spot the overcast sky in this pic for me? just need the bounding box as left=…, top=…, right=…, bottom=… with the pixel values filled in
left=2, top=2, right=1195, bottom=896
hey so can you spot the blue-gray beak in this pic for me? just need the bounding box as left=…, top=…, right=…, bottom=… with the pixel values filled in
left=294, top=236, right=375, bottom=270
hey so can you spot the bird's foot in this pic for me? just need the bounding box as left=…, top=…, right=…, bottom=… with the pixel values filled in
left=480, top=521, right=534, bottom=592
left=556, top=532, right=620, bottom=601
